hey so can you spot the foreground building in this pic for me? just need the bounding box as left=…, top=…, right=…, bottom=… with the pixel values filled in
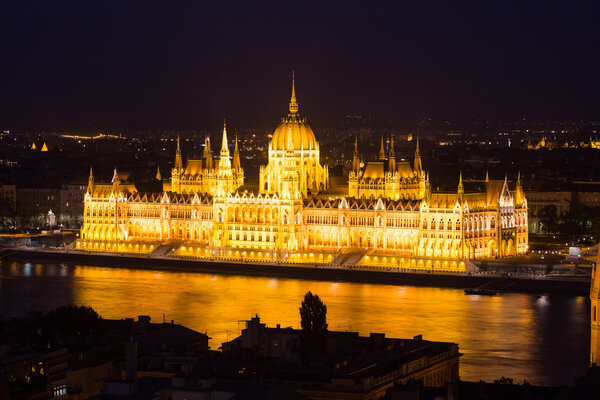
left=219, top=315, right=460, bottom=399
left=78, top=76, right=528, bottom=270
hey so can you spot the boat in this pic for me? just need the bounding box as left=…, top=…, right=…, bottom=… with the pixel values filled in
left=464, top=288, right=497, bottom=296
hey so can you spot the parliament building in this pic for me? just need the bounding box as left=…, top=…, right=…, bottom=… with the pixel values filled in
left=78, top=77, right=528, bottom=271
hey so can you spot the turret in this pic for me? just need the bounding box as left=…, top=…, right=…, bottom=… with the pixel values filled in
left=352, top=135, right=361, bottom=172
left=174, top=135, right=184, bottom=172
left=388, top=135, right=397, bottom=173
left=458, top=171, right=464, bottom=202
left=87, top=165, right=94, bottom=194
left=232, top=134, right=241, bottom=170
left=413, top=137, right=423, bottom=174
left=219, top=120, right=231, bottom=170
left=515, top=170, right=524, bottom=205
left=378, top=135, right=386, bottom=160
left=204, top=136, right=214, bottom=170
left=112, top=166, right=120, bottom=192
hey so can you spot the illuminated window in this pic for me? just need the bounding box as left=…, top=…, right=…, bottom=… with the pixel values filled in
left=53, top=385, right=67, bottom=397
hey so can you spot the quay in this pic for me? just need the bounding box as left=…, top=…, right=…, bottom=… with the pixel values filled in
left=0, top=247, right=589, bottom=296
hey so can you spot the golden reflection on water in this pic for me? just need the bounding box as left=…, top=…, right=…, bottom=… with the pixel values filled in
left=1, top=263, right=589, bottom=385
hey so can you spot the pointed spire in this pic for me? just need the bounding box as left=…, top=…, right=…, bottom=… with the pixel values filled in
left=31, top=142, right=36, bottom=150
left=516, top=170, right=524, bottom=205
left=156, top=165, right=162, bottom=180
left=218, top=120, right=232, bottom=170
left=413, top=137, right=422, bottom=172
left=174, top=134, right=184, bottom=171
left=458, top=171, right=464, bottom=193
left=485, top=169, right=489, bottom=183
left=232, top=133, right=241, bottom=170
left=221, top=119, right=229, bottom=154
left=41, top=142, right=48, bottom=152
left=378, top=135, right=386, bottom=160
left=388, top=135, right=396, bottom=173
left=88, top=165, right=94, bottom=192
left=204, top=136, right=213, bottom=170
left=112, top=166, right=118, bottom=183
left=352, top=135, right=361, bottom=172
left=289, top=70, right=298, bottom=114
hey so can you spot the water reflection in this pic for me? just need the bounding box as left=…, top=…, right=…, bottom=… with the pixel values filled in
left=0, top=261, right=589, bottom=385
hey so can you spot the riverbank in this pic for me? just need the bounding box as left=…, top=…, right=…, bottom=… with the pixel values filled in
left=0, top=248, right=590, bottom=296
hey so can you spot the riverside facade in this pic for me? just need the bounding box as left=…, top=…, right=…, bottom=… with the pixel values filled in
left=78, top=77, right=528, bottom=271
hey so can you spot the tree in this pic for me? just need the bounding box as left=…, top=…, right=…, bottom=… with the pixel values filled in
left=299, top=292, right=328, bottom=357
left=299, top=291, right=328, bottom=334
left=37, top=305, right=102, bottom=349
left=538, top=205, right=558, bottom=234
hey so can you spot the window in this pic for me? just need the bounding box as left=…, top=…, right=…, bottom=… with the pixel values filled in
left=53, top=385, right=67, bottom=397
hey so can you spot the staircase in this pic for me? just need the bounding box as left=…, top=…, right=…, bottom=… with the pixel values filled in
left=149, top=240, right=182, bottom=257
left=329, top=248, right=367, bottom=267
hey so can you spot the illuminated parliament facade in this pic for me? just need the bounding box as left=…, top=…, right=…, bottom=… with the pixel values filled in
left=79, top=78, right=528, bottom=271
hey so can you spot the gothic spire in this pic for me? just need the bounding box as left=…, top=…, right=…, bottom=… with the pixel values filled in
left=232, top=133, right=241, bottom=170
left=378, top=135, right=386, bottom=160
left=413, top=137, right=423, bottom=172
left=388, top=135, right=396, bottom=173
left=88, top=165, right=94, bottom=192
left=220, top=119, right=230, bottom=163
left=156, top=165, right=162, bottom=180
left=204, top=136, right=213, bottom=170
left=352, top=135, right=361, bottom=172
left=174, top=134, right=184, bottom=171
left=289, top=70, right=298, bottom=114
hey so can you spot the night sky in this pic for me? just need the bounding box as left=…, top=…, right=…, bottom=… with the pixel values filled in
left=1, top=1, right=599, bottom=131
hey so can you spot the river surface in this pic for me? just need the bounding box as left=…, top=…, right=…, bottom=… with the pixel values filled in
left=0, top=261, right=590, bottom=385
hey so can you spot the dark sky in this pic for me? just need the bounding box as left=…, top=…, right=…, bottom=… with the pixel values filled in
left=1, top=1, right=599, bottom=131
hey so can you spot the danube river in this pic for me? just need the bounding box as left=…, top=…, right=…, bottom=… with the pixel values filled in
left=1, top=261, right=590, bottom=385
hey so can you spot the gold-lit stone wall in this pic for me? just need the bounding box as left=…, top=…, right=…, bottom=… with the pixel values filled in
left=78, top=78, right=528, bottom=269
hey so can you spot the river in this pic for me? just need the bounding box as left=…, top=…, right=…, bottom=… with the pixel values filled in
left=0, top=261, right=590, bottom=386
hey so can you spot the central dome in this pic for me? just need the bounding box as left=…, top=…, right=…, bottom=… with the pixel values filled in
left=271, top=115, right=317, bottom=151
left=269, top=72, right=317, bottom=151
